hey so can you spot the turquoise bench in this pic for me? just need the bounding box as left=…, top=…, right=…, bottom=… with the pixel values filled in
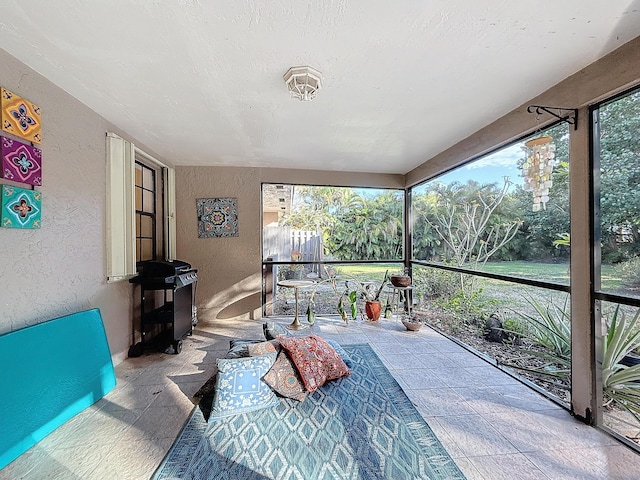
left=0, top=308, right=116, bottom=470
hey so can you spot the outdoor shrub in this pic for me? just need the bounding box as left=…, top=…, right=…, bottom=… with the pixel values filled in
left=615, top=256, right=640, bottom=288
left=501, top=317, right=525, bottom=343
left=437, top=289, right=497, bottom=324
left=514, top=294, right=571, bottom=359
left=413, top=266, right=458, bottom=300
left=500, top=294, right=572, bottom=385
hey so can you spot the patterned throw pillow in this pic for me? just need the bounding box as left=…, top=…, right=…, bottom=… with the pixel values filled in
left=326, top=339, right=353, bottom=367
left=263, top=350, right=307, bottom=402
left=226, top=338, right=263, bottom=358
left=277, top=335, right=351, bottom=392
left=263, top=322, right=292, bottom=340
left=247, top=339, right=281, bottom=356
left=210, top=352, right=279, bottom=421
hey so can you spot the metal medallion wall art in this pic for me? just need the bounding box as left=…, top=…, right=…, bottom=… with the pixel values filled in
left=0, top=87, right=43, bottom=229
left=197, top=197, right=238, bottom=238
left=1, top=184, right=41, bottom=229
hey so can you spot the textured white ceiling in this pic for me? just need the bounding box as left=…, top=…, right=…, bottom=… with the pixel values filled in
left=1, top=1, right=640, bottom=174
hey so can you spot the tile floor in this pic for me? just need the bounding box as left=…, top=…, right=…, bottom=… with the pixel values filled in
left=3, top=315, right=640, bottom=479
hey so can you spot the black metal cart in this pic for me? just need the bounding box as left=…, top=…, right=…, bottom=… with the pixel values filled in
left=129, top=260, right=197, bottom=356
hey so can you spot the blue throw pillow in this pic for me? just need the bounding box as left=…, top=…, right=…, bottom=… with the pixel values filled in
left=263, top=322, right=292, bottom=340
left=210, top=352, right=279, bottom=421
left=327, top=339, right=353, bottom=367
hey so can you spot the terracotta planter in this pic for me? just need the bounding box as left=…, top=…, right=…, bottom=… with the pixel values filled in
left=402, top=320, right=422, bottom=331
left=390, top=275, right=411, bottom=287
left=365, top=300, right=382, bottom=321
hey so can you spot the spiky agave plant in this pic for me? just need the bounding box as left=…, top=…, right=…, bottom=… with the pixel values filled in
left=502, top=294, right=571, bottom=380
left=602, top=305, right=640, bottom=423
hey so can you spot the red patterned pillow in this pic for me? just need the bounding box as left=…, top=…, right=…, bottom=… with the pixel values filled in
left=276, top=334, right=351, bottom=392
left=263, top=350, right=307, bottom=401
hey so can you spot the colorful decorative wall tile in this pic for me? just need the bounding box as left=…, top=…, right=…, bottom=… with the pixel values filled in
left=1, top=136, right=42, bottom=186
left=197, top=197, right=238, bottom=238
left=1, top=87, right=42, bottom=144
left=1, top=185, right=41, bottom=229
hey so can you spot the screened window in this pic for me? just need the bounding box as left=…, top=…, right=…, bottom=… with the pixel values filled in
left=262, top=184, right=405, bottom=263
left=135, top=161, right=158, bottom=262
left=409, top=123, right=572, bottom=406
left=593, top=88, right=640, bottom=444
left=594, top=89, right=640, bottom=299
left=411, top=122, right=570, bottom=285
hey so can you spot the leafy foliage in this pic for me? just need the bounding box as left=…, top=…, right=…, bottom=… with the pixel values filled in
left=281, top=187, right=403, bottom=261
left=415, top=178, right=521, bottom=298
left=602, top=306, right=640, bottom=423
left=412, top=265, right=458, bottom=300
left=437, top=288, right=497, bottom=321
left=507, top=295, right=572, bottom=379
left=614, top=256, right=640, bottom=288
left=598, top=90, right=640, bottom=261
left=501, top=317, right=525, bottom=343
left=329, top=190, right=403, bottom=260
left=504, top=297, right=640, bottom=421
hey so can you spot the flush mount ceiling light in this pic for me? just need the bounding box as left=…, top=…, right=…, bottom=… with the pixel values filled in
left=283, top=66, right=322, bottom=101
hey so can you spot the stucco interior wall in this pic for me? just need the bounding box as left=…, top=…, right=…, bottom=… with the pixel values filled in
left=175, top=167, right=262, bottom=322
left=175, top=166, right=402, bottom=323
left=0, top=48, right=152, bottom=364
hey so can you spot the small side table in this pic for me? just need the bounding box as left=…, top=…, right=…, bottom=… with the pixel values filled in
left=277, top=280, right=315, bottom=330
left=387, top=284, right=413, bottom=320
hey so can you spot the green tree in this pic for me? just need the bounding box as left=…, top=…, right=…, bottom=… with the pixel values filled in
left=282, top=187, right=404, bottom=261
left=422, top=178, right=522, bottom=297
left=329, top=190, right=403, bottom=260
left=598, top=90, right=640, bottom=262
left=411, top=190, right=441, bottom=260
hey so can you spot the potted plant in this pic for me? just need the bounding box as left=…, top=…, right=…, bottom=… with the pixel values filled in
left=305, top=268, right=389, bottom=323
left=281, top=250, right=306, bottom=280
left=390, top=267, right=411, bottom=287
left=282, top=264, right=305, bottom=280
left=343, top=270, right=389, bottom=321
left=401, top=312, right=424, bottom=331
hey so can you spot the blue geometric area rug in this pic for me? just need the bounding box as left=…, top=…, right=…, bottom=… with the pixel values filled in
left=152, top=343, right=466, bottom=480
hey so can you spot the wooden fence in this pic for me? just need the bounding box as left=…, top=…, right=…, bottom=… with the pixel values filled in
left=263, top=226, right=323, bottom=263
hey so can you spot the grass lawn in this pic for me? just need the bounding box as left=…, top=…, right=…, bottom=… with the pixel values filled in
left=326, top=260, right=625, bottom=295
left=480, top=261, right=570, bottom=283
left=481, top=260, right=622, bottom=290
left=332, top=263, right=402, bottom=280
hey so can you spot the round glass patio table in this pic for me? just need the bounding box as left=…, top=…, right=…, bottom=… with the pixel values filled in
left=277, top=279, right=315, bottom=330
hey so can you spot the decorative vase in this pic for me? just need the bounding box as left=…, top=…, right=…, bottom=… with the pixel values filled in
left=365, top=300, right=382, bottom=321
left=390, top=275, right=411, bottom=287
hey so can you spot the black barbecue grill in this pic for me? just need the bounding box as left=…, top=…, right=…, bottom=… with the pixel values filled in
left=129, top=259, right=198, bottom=356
